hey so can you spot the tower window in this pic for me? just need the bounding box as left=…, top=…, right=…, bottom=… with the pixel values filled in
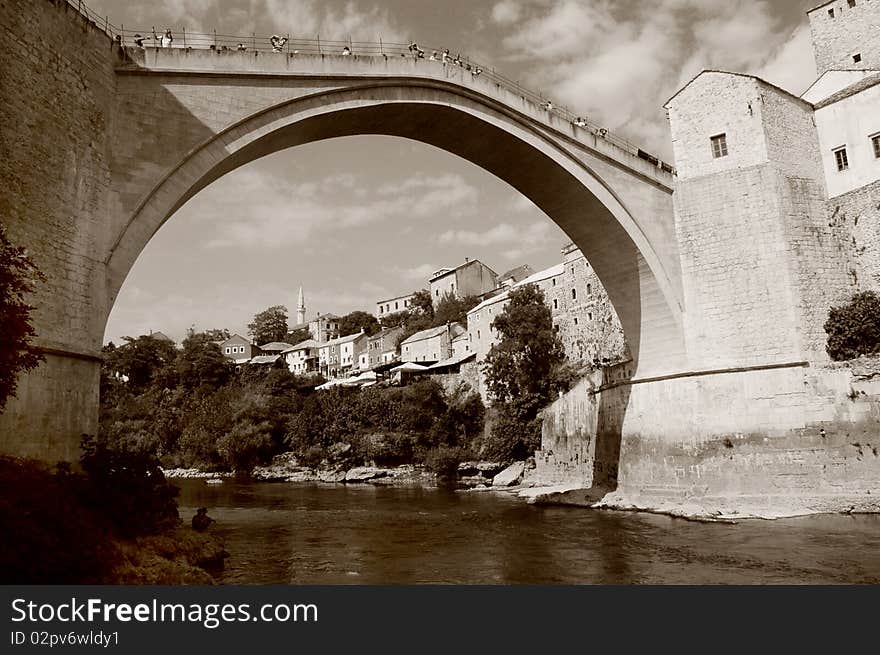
left=853, top=53, right=862, bottom=64
left=571, top=288, right=577, bottom=300
left=573, top=317, right=579, bottom=326
left=828, top=8, right=835, bottom=17
left=710, top=133, right=728, bottom=158
left=848, top=0, right=856, bottom=8
left=553, top=299, right=558, bottom=310
left=587, top=283, right=592, bottom=295
left=834, top=146, right=849, bottom=172
left=872, top=134, right=880, bottom=159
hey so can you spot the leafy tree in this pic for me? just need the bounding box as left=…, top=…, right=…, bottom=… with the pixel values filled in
left=201, top=328, right=231, bottom=342
left=484, top=284, right=566, bottom=413
left=338, top=310, right=380, bottom=337
left=824, top=291, right=880, bottom=361
left=175, top=331, right=233, bottom=392
left=411, top=288, right=434, bottom=318
left=433, top=291, right=479, bottom=327
left=103, top=335, right=178, bottom=393
left=482, top=284, right=568, bottom=461
left=287, top=326, right=311, bottom=345
left=248, top=305, right=288, bottom=345
left=380, top=310, right=409, bottom=329
left=0, top=224, right=45, bottom=411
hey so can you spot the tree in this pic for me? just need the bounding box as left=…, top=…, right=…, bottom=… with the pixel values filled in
left=248, top=305, right=288, bottom=345
left=287, top=326, right=311, bottom=345
left=433, top=291, right=479, bottom=327
left=201, top=328, right=231, bottom=342
left=103, top=335, right=178, bottom=392
left=380, top=310, right=409, bottom=329
left=824, top=291, right=880, bottom=361
left=0, top=224, right=44, bottom=411
left=411, top=288, right=434, bottom=318
left=484, top=284, right=566, bottom=413
left=338, top=310, right=380, bottom=337
left=175, top=331, right=233, bottom=392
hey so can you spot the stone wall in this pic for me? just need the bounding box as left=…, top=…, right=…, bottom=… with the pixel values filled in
left=537, top=360, right=880, bottom=516
left=0, top=0, right=120, bottom=459
left=830, top=178, right=880, bottom=293
left=808, top=0, right=880, bottom=75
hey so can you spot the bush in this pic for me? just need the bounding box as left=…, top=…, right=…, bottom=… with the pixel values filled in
left=480, top=405, right=542, bottom=463
left=79, top=434, right=180, bottom=538
left=216, top=421, right=274, bottom=471
left=424, top=446, right=466, bottom=482
left=824, top=291, right=880, bottom=361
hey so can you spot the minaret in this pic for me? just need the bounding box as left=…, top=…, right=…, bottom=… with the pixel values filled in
left=296, top=285, right=306, bottom=325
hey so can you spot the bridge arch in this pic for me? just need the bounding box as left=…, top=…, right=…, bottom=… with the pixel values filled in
left=106, top=80, right=684, bottom=375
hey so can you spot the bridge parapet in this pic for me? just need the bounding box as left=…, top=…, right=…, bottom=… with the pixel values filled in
left=116, top=47, right=675, bottom=192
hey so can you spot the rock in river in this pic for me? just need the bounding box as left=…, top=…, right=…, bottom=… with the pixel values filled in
left=344, top=467, right=390, bottom=482
left=492, top=462, right=525, bottom=487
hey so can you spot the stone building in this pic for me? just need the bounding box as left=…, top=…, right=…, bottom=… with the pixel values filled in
left=664, top=3, right=879, bottom=367
left=429, top=259, right=498, bottom=306
left=375, top=292, right=416, bottom=319
left=218, top=333, right=257, bottom=363
left=808, top=0, right=880, bottom=75
left=308, top=313, right=340, bottom=344
left=282, top=339, right=318, bottom=375
left=466, top=244, right=626, bottom=370
left=366, top=326, right=404, bottom=367
left=400, top=323, right=465, bottom=364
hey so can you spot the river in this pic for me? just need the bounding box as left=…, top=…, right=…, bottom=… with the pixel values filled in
left=176, top=479, right=880, bottom=584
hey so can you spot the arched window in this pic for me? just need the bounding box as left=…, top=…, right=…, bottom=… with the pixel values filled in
left=571, top=288, right=577, bottom=300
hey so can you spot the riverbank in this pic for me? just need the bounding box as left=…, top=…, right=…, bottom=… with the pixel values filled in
left=0, top=456, right=228, bottom=584
left=163, top=452, right=532, bottom=490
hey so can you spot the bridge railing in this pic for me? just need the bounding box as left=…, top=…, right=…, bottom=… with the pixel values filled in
left=63, top=0, right=675, bottom=175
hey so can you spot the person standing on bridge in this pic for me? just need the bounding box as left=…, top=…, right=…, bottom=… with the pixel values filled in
left=342, top=45, right=352, bottom=56
left=161, top=29, right=173, bottom=47
left=270, top=35, right=288, bottom=52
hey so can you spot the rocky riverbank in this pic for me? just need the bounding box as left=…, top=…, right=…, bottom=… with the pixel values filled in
left=163, top=453, right=538, bottom=491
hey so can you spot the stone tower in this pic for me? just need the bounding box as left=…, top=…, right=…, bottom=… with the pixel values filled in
left=807, top=0, right=880, bottom=75
left=296, top=285, right=306, bottom=325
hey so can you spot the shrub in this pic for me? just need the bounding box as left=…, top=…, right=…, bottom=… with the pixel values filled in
left=424, top=446, right=466, bottom=482
left=824, top=291, right=880, bottom=361
left=79, top=434, right=180, bottom=538
left=216, top=421, right=274, bottom=471
left=480, top=405, right=542, bottom=463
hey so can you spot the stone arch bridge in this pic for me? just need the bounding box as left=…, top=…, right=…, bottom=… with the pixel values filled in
left=0, top=2, right=689, bottom=460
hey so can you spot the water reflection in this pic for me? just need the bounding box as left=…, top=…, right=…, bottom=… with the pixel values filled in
left=175, top=480, right=880, bottom=585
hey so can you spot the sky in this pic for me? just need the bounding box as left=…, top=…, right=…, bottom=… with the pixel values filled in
left=99, top=0, right=821, bottom=344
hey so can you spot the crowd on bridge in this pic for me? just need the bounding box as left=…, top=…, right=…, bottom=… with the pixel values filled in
left=120, top=28, right=608, bottom=141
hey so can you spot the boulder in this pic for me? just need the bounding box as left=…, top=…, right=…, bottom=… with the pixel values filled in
left=317, top=468, right=347, bottom=483
left=492, top=461, right=525, bottom=487
left=328, top=442, right=353, bottom=460
left=344, top=467, right=390, bottom=482
left=458, top=461, right=505, bottom=477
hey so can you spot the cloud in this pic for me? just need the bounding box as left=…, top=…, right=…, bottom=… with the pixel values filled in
left=198, top=170, right=478, bottom=248
left=491, top=1, right=522, bottom=25
left=438, top=221, right=553, bottom=247
left=390, top=263, right=439, bottom=282
left=493, top=0, right=817, bottom=159
left=260, top=0, right=403, bottom=42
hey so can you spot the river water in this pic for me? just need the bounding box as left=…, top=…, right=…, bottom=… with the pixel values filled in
left=176, top=479, right=880, bottom=584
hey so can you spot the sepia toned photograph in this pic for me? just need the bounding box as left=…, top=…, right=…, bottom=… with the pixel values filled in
left=1, top=0, right=879, bottom=589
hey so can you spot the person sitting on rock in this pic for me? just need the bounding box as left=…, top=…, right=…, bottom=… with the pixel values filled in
left=192, top=507, right=215, bottom=532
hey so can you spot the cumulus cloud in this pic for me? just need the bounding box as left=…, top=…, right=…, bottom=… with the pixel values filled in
left=260, top=0, right=403, bottom=41
left=199, top=170, right=478, bottom=248
left=438, top=221, right=553, bottom=248
left=491, top=1, right=522, bottom=25
left=494, top=0, right=819, bottom=159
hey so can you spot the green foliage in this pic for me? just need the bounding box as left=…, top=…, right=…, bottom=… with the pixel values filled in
left=424, top=445, right=467, bottom=482
left=411, top=288, right=434, bottom=318
left=0, top=224, right=45, bottom=410
left=434, top=291, right=480, bottom=327
left=338, top=310, right=380, bottom=337
left=481, top=405, right=543, bottom=463
left=287, top=326, right=311, bottom=345
left=248, top=305, right=289, bottom=345
left=103, top=335, right=178, bottom=393
left=824, top=291, right=880, bottom=361
left=484, top=284, right=567, bottom=412
left=79, top=434, right=180, bottom=538
left=481, top=284, right=570, bottom=462
left=176, top=331, right=233, bottom=392
left=379, top=310, right=409, bottom=328
left=216, top=421, right=274, bottom=471
left=0, top=457, right=120, bottom=583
